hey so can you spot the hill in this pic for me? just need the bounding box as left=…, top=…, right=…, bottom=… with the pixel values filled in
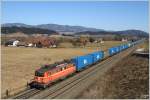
left=36, top=24, right=103, bottom=32
left=2, top=23, right=148, bottom=37
left=2, top=23, right=103, bottom=32
left=115, top=30, right=149, bottom=37
left=2, top=23, right=33, bottom=28
left=75, top=30, right=149, bottom=37
left=1, top=26, right=59, bottom=35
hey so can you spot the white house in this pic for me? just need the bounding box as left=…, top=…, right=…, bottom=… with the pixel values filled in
left=122, top=38, right=128, bottom=42
left=28, top=43, right=33, bottom=47
left=5, top=39, right=19, bottom=47
left=12, top=40, right=19, bottom=46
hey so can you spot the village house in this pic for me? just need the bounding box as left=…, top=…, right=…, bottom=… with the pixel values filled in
left=5, top=39, right=19, bottom=47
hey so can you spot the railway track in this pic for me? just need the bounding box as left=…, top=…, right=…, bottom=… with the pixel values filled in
left=9, top=45, right=138, bottom=99
left=11, top=88, right=41, bottom=99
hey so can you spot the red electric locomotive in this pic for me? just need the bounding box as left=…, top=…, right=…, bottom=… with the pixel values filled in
left=29, top=60, right=76, bottom=89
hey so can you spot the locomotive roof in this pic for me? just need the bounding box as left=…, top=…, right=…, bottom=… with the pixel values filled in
left=36, top=60, right=71, bottom=74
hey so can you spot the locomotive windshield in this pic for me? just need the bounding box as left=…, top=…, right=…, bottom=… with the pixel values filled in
left=35, top=71, right=44, bottom=77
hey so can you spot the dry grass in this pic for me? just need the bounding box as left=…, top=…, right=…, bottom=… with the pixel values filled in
left=1, top=47, right=95, bottom=94
left=58, top=42, right=74, bottom=48
left=1, top=41, right=125, bottom=95
left=58, top=41, right=126, bottom=49
left=137, top=40, right=149, bottom=52
left=2, top=32, right=29, bottom=37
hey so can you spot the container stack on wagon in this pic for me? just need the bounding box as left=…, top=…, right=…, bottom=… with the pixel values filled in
left=108, top=41, right=138, bottom=56
left=71, top=55, right=93, bottom=71
left=88, top=51, right=104, bottom=63
left=72, top=51, right=104, bottom=71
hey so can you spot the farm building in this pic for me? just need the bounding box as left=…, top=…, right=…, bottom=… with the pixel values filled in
left=5, top=39, right=19, bottom=46
left=4, top=36, right=58, bottom=48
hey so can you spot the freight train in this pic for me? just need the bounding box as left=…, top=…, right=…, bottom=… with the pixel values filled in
left=29, top=40, right=143, bottom=89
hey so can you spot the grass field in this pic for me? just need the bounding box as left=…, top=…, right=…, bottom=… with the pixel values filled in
left=58, top=41, right=127, bottom=50
left=137, top=40, right=149, bottom=52
left=1, top=41, right=126, bottom=96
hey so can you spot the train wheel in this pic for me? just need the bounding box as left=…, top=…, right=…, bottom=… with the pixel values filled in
left=60, top=76, right=66, bottom=80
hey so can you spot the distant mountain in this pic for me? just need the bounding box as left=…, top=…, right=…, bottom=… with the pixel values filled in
left=75, top=30, right=149, bottom=37
left=115, top=30, right=149, bottom=37
left=36, top=24, right=103, bottom=32
left=2, top=23, right=103, bottom=32
left=2, top=23, right=33, bottom=28
left=1, top=23, right=149, bottom=37
left=1, top=26, right=58, bottom=35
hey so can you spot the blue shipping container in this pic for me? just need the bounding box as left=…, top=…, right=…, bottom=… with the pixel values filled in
left=128, top=42, right=132, bottom=47
left=109, top=47, right=117, bottom=56
left=88, top=51, right=104, bottom=63
left=71, top=54, right=93, bottom=71
left=118, top=45, right=122, bottom=51
left=124, top=44, right=128, bottom=49
left=115, top=46, right=120, bottom=53
left=119, top=45, right=124, bottom=51
left=123, top=45, right=126, bottom=50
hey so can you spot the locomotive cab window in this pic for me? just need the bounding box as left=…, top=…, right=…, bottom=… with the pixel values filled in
left=60, top=67, right=65, bottom=71
left=35, top=71, right=44, bottom=77
left=66, top=65, right=70, bottom=68
left=47, top=71, right=51, bottom=76
left=51, top=69, right=57, bottom=74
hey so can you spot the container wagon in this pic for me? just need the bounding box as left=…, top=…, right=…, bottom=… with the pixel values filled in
left=109, top=47, right=117, bottom=56
left=71, top=54, right=93, bottom=71
left=88, top=51, right=104, bottom=64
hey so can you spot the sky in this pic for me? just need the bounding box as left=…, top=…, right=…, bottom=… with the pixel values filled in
left=1, top=1, right=149, bottom=32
